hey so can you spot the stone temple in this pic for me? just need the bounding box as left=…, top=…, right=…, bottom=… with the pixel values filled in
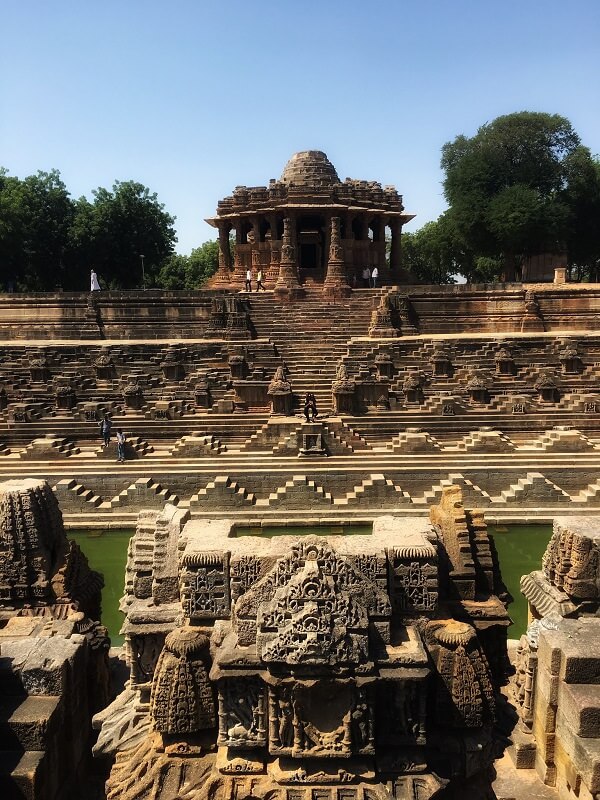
left=1, top=151, right=600, bottom=799
left=205, top=150, right=414, bottom=292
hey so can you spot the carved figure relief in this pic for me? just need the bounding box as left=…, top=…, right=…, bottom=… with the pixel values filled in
left=218, top=677, right=266, bottom=747
left=180, top=551, right=231, bottom=620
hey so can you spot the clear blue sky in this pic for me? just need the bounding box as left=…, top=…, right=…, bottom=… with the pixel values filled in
left=2, top=0, right=599, bottom=253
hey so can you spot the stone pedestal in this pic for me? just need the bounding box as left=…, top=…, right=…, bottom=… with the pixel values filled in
left=521, top=290, right=545, bottom=332
left=228, top=354, right=247, bottom=380
left=161, top=347, right=184, bottom=382
left=332, top=362, right=355, bottom=413
left=55, top=386, right=77, bottom=410
left=194, top=381, right=211, bottom=408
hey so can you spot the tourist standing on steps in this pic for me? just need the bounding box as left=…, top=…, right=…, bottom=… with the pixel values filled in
left=116, top=429, right=126, bottom=463
left=245, top=268, right=252, bottom=292
left=90, top=269, right=101, bottom=291
left=99, top=413, right=112, bottom=449
left=256, top=268, right=265, bottom=291
left=362, top=266, right=371, bottom=288
left=371, top=266, right=379, bottom=288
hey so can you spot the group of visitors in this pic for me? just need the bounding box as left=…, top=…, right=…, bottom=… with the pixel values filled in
left=303, top=392, right=318, bottom=422
left=99, top=414, right=127, bottom=463
left=244, top=267, right=266, bottom=292
left=360, top=266, right=379, bottom=288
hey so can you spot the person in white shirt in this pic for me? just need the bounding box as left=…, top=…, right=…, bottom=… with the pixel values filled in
left=371, top=266, right=379, bottom=287
left=361, top=266, right=371, bottom=288
left=256, top=269, right=265, bottom=291
left=245, top=269, right=252, bottom=292
left=90, top=269, right=101, bottom=291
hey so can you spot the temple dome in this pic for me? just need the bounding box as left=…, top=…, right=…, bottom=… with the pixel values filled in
left=280, top=150, right=340, bottom=186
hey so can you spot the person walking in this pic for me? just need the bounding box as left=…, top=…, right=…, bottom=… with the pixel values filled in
left=361, top=266, right=371, bottom=288
left=371, top=266, right=379, bottom=288
left=245, top=268, right=252, bottom=292
left=99, top=413, right=112, bottom=449
left=256, top=268, right=265, bottom=291
left=90, top=269, right=101, bottom=291
left=116, top=429, right=126, bottom=463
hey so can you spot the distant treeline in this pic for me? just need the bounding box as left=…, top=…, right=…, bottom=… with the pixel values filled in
left=2, top=111, right=599, bottom=290
left=0, top=170, right=218, bottom=291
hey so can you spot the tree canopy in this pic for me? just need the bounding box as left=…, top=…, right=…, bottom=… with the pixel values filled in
left=0, top=169, right=219, bottom=291
left=157, top=240, right=220, bottom=290
left=439, top=111, right=600, bottom=280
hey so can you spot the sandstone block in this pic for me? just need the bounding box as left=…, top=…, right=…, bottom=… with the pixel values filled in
left=536, top=664, right=559, bottom=706
left=557, top=683, right=600, bottom=738
left=538, top=619, right=600, bottom=683
left=0, top=637, right=83, bottom=696
left=0, top=696, right=61, bottom=751
left=554, top=723, right=600, bottom=793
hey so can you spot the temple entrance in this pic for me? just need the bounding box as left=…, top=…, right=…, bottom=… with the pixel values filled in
left=300, top=243, right=318, bottom=269
left=297, top=214, right=325, bottom=281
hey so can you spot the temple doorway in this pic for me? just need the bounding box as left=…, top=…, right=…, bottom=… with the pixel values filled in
left=297, top=214, right=325, bottom=279
left=300, top=243, right=318, bottom=269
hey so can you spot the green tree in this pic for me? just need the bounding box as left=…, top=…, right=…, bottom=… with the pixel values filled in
left=400, top=220, right=456, bottom=284
left=563, top=153, right=600, bottom=280
left=156, top=240, right=220, bottom=290
left=441, top=112, right=598, bottom=280
left=0, top=168, right=74, bottom=290
left=68, top=180, right=177, bottom=289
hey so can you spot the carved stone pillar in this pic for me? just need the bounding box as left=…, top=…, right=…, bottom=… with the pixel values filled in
left=323, top=217, right=351, bottom=299
left=389, top=218, right=402, bottom=273
left=230, top=221, right=246, bottom=286
left=213, top=223, right=232, bottom=287
left=267, top=214, right=280, bottom=282
left=232, top=248, right=246, bottom=285
left=274, top=217, right=304, bottom=300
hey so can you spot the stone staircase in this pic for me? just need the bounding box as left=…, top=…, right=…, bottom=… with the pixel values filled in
left=53, top=478, right=103, bottom=509
left=19, top=435, right=80, bottom=459
left=102, top=478, right=179, bottom=510
left=169, top=432, right=226, bottom=456
left=497, top=473, right=571, bottom=504
left=524, top=427, right=597, bottom=452
left=247, top=291, right=377, bottom=411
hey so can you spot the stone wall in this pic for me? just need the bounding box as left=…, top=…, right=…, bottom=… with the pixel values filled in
left=2, top=283, right=600, bottom=340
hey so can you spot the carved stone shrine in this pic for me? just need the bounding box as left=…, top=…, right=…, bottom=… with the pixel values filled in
left=97, top=485, right=510, bottom=800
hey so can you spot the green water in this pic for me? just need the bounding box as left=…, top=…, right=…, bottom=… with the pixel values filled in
left=70, top=523, right=552, bottom=646
left=489, top=524, right=552, bottom=637
left=69, top=529, right=131, bottom=646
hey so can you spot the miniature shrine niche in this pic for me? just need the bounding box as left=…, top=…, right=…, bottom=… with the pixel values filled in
left=98, top=486, right=511, bottom=800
